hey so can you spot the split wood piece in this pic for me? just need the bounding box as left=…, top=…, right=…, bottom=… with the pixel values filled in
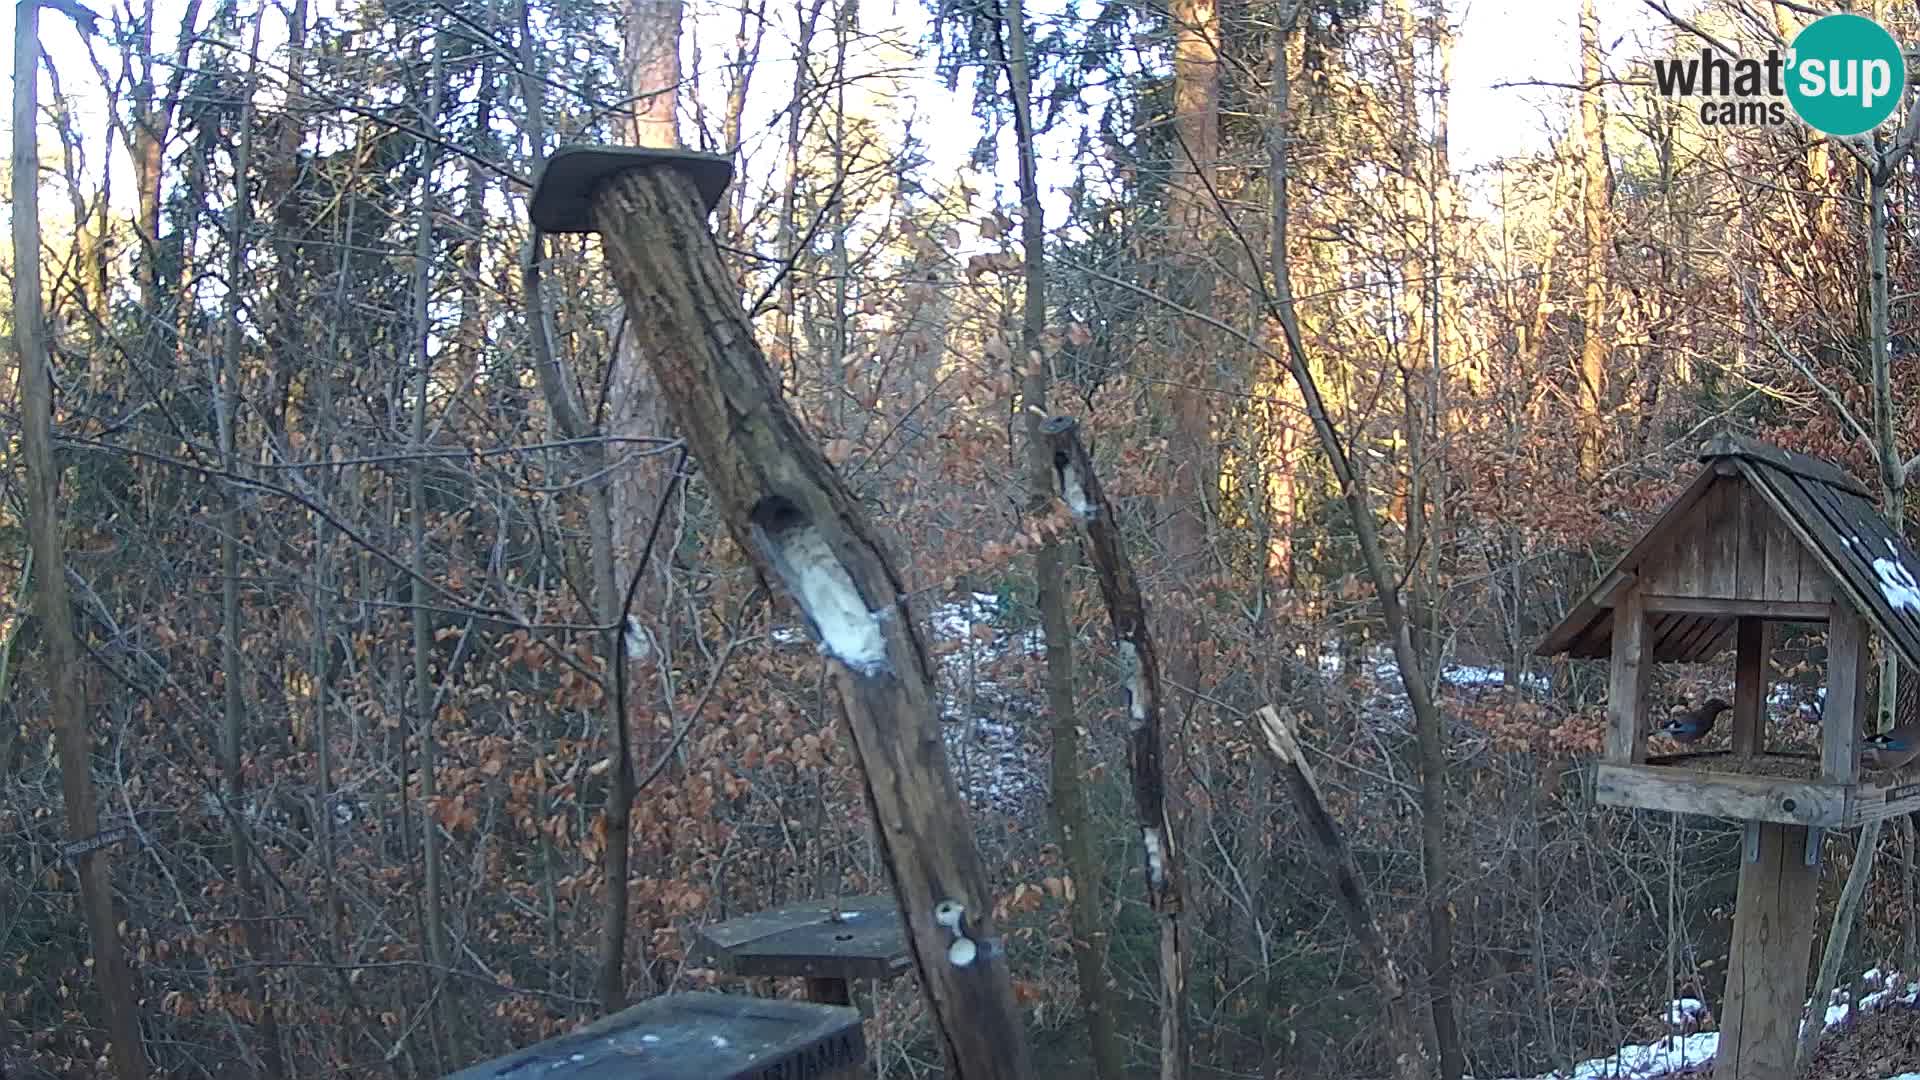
left=1254, top=706, right=1433, bottom=1080
left=1714, top=823, right=1819, bottom=1080
left=529, top=146, right=1034, bottom=1079
left=1040, top=415, right=1190, bottom=1071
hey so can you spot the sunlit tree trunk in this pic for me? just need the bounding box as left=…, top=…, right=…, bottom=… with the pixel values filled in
left=12, top=4, right=149, bottom=1074
left=600, top=0, right=686, bottom=1008
left=215, top=22, right=287, bottom=1077
left=998, top=1, right=1125, bottom=1075
left=1576, top=0, right=1609, bottom=480
left=407, top=30, right=455, bottom=1066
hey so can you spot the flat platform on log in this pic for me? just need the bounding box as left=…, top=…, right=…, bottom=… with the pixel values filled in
left=689, top=894, right=911, bottom=982
left=443, top=992, right=865, bottom=1080
left=1596, top=760, right=1920, bottom=826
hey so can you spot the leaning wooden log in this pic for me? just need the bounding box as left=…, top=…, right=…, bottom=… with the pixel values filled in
left=528, top=146, right=1036, bottom=1079
left=1255, top=706, right=1432, bottom=1080
left=1039, top=415, right=1190, bottom=1079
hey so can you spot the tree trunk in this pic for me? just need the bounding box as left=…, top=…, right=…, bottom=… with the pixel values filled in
left=407, top=31, right=456, bottom=1066
left=1044, top=419, right=1189, bottom=1080
left=994, top=3, right=1124, bottom=1077
left=216, top=23, right=286, bottom=1076
left=1800, top=163, right=1904, bottom=1071
left=607, top=4, right=688, bottom=1001
left=1576, top=0, right=1609, bottom=480
left=12, top=5, right=150, bottom=1075
left=1268, top=13, right=1439, bottom=1074
left=581, top=161, right=1037, bottom=1078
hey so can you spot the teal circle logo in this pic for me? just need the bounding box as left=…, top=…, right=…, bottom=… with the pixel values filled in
left=1786, top=14, right=1906, bottom=136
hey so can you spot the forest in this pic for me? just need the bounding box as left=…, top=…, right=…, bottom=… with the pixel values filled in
left=8, top=0, right=1920, bottom=1075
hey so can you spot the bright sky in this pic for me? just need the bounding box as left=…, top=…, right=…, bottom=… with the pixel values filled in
left=0, top=0, right=1673, bottom=234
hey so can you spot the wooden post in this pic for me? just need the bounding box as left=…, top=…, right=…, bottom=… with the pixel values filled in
left=1041, top=417, right=1189, bottom=1073
left=1607, top=589, right=1652, bottom=763
left=1822, top=606, right=1866, bottom=783
left=528, top=147, right=1034, bottom=1079
left=1731, top=618, right=1769, bottom=758
left=1715, top=823, right=1819, bottom=1080
left=805, top=977, right=853, bottom=1006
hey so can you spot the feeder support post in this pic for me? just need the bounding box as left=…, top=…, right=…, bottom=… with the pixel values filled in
left=528, top=147, right=1036, bottom=1079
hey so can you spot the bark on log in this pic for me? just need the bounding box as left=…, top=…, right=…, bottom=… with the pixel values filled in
left=1041, top=416, right=1190, bottom=1073
left=555, top=157, right=1034, bottom=1079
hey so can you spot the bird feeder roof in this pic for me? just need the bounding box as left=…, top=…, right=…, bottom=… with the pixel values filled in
left=1536, top=435, right=1920, bottom=668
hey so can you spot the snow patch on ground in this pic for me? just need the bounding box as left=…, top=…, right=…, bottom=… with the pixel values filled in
left=1664, top=998, right=1706, bottom=1025
left=1492, top=1032, right=1720, bottom=1080
left=1498, top=970, right=1918, bottom=1079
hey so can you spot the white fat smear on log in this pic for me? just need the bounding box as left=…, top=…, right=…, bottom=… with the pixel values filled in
left=1118, top=640, right=1149, bottom=729
left=1057, top=460, right=1096, bottom=520
left=751, top=496, right=891, bottom=676
left=1143, top=827, right=1166, bottom=887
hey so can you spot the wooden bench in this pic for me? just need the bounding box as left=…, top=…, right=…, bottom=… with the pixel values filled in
left=444, top=992, right=865, bottom=1079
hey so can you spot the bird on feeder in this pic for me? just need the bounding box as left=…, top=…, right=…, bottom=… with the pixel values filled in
left=1862, top=723, right=1920, bottom=772
left=1658, top=698, right=1732, bottom=744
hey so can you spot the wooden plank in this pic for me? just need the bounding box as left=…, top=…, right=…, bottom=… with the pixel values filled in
left=1662, top=479, right=1712, bottom=596
left=1822, top=481, right=1920, bottom=661
left=1849, top=777, right=1920, bottom=825
left=1732, top=618, right=1769, bottom=758
left=1761, top=505, right=1804, bottom=602
left=1822, top=605, right=1867, bottom=785
left=693, top=896, right=913, bottom=982
left=1640, top=596, right=1831, bottom=620
left=1565, top=609, right=1616, bottom=659
left=1735, top=481, right=1771, bottom=600
left=1704, top=478, right=1742, bottom=597
left=1649, top=612, right=1704, bottom=660
left=1714, top=824, right=1820, bottom=1080
left=1796, top=548, right=1835, bottom=603
left=1671, top=614, right=1730, bottom=662
left=1591, top=764, right=1850, bottom=827
left=1607, top=591, right=1653, bottom=763
left=445, top=992, right=868, bottom=1080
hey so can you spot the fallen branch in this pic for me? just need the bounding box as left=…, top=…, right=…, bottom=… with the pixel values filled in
left=1255, top=705, right=1432, bottom=1080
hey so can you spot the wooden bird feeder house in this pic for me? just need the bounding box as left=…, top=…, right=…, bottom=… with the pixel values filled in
left=1537, top=434, right=1920, bottom=1080
left=1538, top=435, right=1920, bottom=828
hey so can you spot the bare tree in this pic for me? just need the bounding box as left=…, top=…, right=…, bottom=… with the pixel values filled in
left=11, top=2, right=149, bottom=1075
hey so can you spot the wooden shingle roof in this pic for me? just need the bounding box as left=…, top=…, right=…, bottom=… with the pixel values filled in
left=1536, top=435, right=1920, bottom=669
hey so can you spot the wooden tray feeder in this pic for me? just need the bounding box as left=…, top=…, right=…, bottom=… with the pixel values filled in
left=1537, top=435, right=1920, bottom=832
left=444, top=991, right=866, bottom=1079
left=688, top=894, right=912, bottom=1006
left=1537, top=434, right=1920, bottom=1080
